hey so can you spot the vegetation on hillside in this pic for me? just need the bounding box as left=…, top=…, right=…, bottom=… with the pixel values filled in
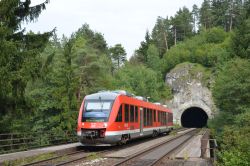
left=0, top=0, right=249, bottom=165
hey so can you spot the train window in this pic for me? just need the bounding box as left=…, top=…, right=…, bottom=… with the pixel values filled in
left=115, top=105, right=123, bottom=122
left=150, top=110, right=153, bottom=125
left=143, top=108, right=147, bottom=126
left=158, top=111, right=161, bottom=123
left=148, top=109, right=150, bottom=126
left=147, top=109, right=150, bottom=126
left=163, top=112, right=166, bottom=125
left=162, top=112, right=164, bottom=125
left=125, top=104, right=129, bottom=123
left=166, top=112, right=168, bottom=124
left=163, top=112, right=165, bottom=125
left=153, top=110, right=156, bottom=122
left=151, top=110, right=153, bottom=125
left=160, top=111, right=163, bottom=125
left=130, top=105, right=134, bottom=122
left=165, top=112, right=167, bottom=125
left=135, top=106, right=138, bottom=122
left=162, top=112, right=164, bottom=124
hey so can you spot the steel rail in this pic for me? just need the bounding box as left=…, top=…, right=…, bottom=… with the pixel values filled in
left=46, top=128, right=189, bottom=166
left=148, top=129, right=198, bottom=166
left=112, top=128, right=197, bottom=166
left=54, top=150, right=110, bottom=166
left=21, top=149, right=86, bottom=166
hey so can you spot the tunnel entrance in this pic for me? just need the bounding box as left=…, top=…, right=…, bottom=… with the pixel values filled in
left=181, top=107, right=208, bottom=128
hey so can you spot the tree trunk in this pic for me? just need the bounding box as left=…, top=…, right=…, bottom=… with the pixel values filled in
left=163, top=31, right=168, bottom=51
left=230, top=14, right=233, bottom=31
left=174, top=26, right=177, bottom=46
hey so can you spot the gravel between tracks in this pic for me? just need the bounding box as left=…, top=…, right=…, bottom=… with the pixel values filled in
left=71, top=128, right=195, bottom=166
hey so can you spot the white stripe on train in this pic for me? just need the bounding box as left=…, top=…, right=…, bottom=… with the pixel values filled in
left=105, top=126, right=171, bottom=136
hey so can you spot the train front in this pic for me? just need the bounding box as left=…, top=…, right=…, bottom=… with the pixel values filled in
left=77, top=92, right=119, bottom=145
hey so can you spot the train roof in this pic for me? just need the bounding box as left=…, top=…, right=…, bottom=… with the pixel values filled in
left=85, top=91, right=169, bottom=111
left=85, top=91, right=119, bottom=100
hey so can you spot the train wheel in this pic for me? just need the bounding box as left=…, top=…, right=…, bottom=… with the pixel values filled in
left=152, top=130, right=158, bottom=137
left=121, top=134, right=129, bottom=144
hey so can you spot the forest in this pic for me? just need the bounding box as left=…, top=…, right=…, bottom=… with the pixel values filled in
left=0, top=0, right=249, bottom=165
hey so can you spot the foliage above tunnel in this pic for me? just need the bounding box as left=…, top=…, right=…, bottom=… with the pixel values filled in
left=161, top=27, right=231, bottom=73
left=168, top=62, right=212, bottom=88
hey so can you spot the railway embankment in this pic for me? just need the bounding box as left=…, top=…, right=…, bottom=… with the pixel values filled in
left=0, top=143, right=80, bottom=165
left=0, top=128, right=216, bottom=166
left=76, top=129, right=214, bottom=166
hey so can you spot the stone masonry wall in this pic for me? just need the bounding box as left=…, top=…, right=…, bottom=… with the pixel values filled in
left=165, top=63, right=216, bottom=124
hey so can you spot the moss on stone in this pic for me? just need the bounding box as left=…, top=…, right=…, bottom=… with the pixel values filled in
left=171, top=62, right=212, bottom=88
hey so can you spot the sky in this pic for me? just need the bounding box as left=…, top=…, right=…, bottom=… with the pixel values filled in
left=26, top=0, right=203, bottom=59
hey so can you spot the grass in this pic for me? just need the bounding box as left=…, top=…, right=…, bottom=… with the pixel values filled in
left=86, top=152, right=100, bottom=160
left=3, top=152, right=57, bottom=166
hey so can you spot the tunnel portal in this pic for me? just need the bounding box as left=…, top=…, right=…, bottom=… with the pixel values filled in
left=181, top=107, right=208, bottom=128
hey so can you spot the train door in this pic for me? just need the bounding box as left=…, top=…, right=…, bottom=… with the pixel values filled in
left=140, top=107, right=143, bottom=135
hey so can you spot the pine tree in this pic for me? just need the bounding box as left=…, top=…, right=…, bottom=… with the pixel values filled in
left=0, top=0, right=52, bottom=132
left=109, top=44, right=127, bottom=71
left=134, top=30, right=153, bottom=63
left=151, top=17, right=172, bottom=57
left=192, top=4, right=199, bottom=33
left=170, top=7, right=193, bottom=43
left=146, top=44, right=161, bottom=71
left=200, top=0, right=213, bottom=30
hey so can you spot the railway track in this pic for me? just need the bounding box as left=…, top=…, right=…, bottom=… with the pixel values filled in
left=112, top=128, right=198, bottom=166
left=11, top=127, right=187, bottom=166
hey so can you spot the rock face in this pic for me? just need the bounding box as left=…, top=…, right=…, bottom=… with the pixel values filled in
left=165, top=63, right=216, bottom=124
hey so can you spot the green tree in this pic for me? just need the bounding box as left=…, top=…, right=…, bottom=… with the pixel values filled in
left=151, top=17, right=172, bottom=57
left=231, top=18, right=250, bottom=58
left=146, top=44, right=161, bottom=72
left=162, top=27, right=230, bottom=73
left=213, top=58, right=250, bottom=114
left=109, top=44, right=127, bottom=70
left=133, top=30, right=153, bottom=63
left=25, top=26, right=114, bottom=132
left=199, top=0, right=213, bottom=30
left=209, top=111, right=250, bottom=166
left=0, top=0, right=51, bottom=132
left=211, top=0, right=244, bottom=31
left=171, top=7, right=193, bottom=44
left=114, top=64, right=172, bottom=102
left=74, top=24, right=108, bottom=54
left=192, top=4, right=199, bottom=33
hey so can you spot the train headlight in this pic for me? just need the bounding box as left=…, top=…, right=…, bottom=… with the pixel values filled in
left=103, top=123, right=107, bottom=127
left=99, top=129, right=106, bottom=138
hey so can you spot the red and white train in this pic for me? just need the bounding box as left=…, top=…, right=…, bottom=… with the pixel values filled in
left=77, top=90, right=173, bottom=145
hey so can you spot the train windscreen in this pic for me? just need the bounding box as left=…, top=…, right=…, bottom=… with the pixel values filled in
left=82, top=100, right=113, bottom=122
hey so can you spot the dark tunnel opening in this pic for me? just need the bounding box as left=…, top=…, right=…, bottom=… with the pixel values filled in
left=181, top=107, right=208, bottom=128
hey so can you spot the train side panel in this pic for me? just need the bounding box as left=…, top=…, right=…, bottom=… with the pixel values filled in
left=77, top=92, right=174, bottom=145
